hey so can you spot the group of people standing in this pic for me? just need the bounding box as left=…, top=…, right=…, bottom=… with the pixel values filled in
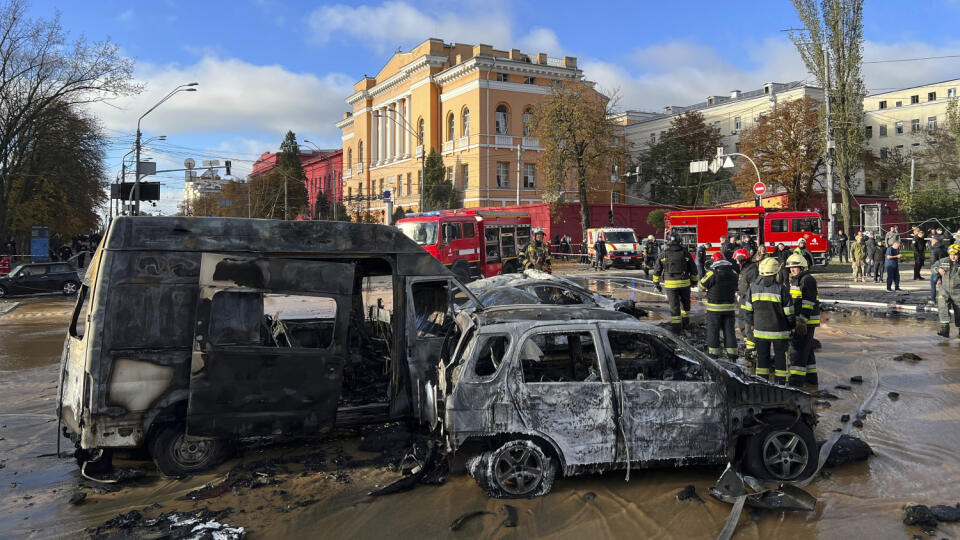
left=652, top=234, right=819, bottom=387
left=848, top=226, right=906, bottom=289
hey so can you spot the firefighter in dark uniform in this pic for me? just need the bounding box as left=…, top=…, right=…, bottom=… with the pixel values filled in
left=654, top=233, right=697, bottom=333
left=524, top=228, right=552, bottom=273
left=743, top=257, right=795, bottom=384
left=699, top=251, right=740, bottom=359
left=734, top=248, right=757, bottom=358
left=642, top=235, right=658, bottom=278
left=785, top=253, right=820, bottom=387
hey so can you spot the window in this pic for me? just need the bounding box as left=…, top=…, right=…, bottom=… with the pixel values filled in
left=52, top=264, right=72, bottom=274
left=473, top=335, right=510, bottom=378
left=878, top=100, right=887, bottom=109
left=495, top=105, right=509, bottom=134
left=865, top=126, right=873, bottom=139
left=406, top=173, right=412, bottom=195
left=910, top=95, right=919, bottom=104
left=527, top=285, right=587, bottom=305
left=895, top=144, right=903, bottom=150
left=880, top=148, right=888, bottom=159
left=359, top=142, right=364, bottom=164
left=412, top=281, right=451, bottom=338
left=949, top=88, right=957, bottom=98
left=500, top=226, right=516, bottom=258
left=484, top=227, right=500, bottom=261
left=895, top=121, right=903, bottom=135
left=713, top=121, right=721, bottom=133
left=446, top=166, right=453, bottom=182
left=262, top=294, right=337, bottom=348
left=463, top=222, right=475, bottom=238
left=519, top=331, right=602, bottom=383
left=525, top=76, right=536, bottom=85
left=879, top=124, right=887, bottom=137
left=649, top=133, right=656, bottom=144
left=770, top=219, right=788, bottom=233
left=379, top=178, right=384, bottom=195
left=396, top=175, right=403, bottom=197
left=612, top=191, right=620, bottom=204
left=447, top=113, right=454, bottom=141
left=928, top=116, right=937, bottom=133
left=347, top=186, right=352, bottom=198
left=523, top=163, right=535, bottom=189
left=417, top=118, right=425, bottom=144
left=911, top=119, right=920, bottom=133
left=734, top=142, right=740, bottom=152
left=734, top=116, right=741, bottom=130
left=792, top=218, right=822, bottom=234
left=895, top=101, right=902, bottom=107
left=462, top=108, right=470, bottom=136
left=496, top=72, right=508, bottom=82
left=417, top=170, right=423, bottom=192
left=928, top=91, right=937, bottom=101
left=497, top=162, right=509, bottom=187
left=462, top=164, right=469, bottom=189
left=522, top=108, right=533, bottom=136
left=347, top=148, right=353, bottom=167
left=21, top=265, right=47, bottom=276
left=442, top=222, right=462, bottom=243
left=209, top=291, right=262, bottom=346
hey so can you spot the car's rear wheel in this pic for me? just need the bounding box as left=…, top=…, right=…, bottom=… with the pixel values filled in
left=0, top=285, right=7, bottom=298
left=62, top=280, right=79, bottom=295
left=149, top=423, right=228, bottom=476
left=470, top=439, right=556, bottom=498
left=744, top=414, right=817, bottom=482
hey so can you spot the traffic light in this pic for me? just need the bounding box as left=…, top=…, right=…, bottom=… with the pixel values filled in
left=608, top=209, right=614, bottom=225
left=225, top=160, right=231, bottom=176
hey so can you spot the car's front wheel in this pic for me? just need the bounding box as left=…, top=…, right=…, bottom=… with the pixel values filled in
left=470, top=439, right=556, bottom=498
left=149, top=423, right=228, bottom=476
left=0, top=285, right=7, bottom=298
left=744, top=414, right=817, bottom=482
left=62, top=280, right=79, bottom=295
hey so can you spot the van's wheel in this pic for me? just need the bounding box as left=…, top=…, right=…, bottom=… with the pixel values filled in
left=149, top=423, right=228, bottom=476
left=470, top=440, right=556, bottom=498
left=743, top=414, right=817, bottom=482
left=62, top=280, right=79, bottom=295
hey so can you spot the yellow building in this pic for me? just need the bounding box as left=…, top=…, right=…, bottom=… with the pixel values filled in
left=336, top=38, right=625, bottom=221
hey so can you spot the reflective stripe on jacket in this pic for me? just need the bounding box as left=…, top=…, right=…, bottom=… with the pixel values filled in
left=790, top=270, right=820, bottom=326
left=653, top=244, right=696, bottom=288
left=699, top=259, right=738, bottom=312
left=743, top=275, right=794, bottom=340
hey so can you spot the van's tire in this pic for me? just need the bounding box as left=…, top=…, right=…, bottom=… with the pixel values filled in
left=149, top=423, right=227, bottom=476
left=743, top=414, right=817, bottom=482
left=470, top=439, right=556, bottom=498
left=62, top=280, right=79, bottom=295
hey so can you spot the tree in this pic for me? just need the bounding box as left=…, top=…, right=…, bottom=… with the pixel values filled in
left=914, top=126, right=960, bottom=192
left=0, top=0, right=138, bottom=239
left=636, top=111, right=734, bottom=206
left=864, top=147, right=911, bottom=195
left=646, top=209, right=666, bottom=234
left=789, top=0, right=867, bottom=234
left=892, top=178, right=960, bottom=226
left=274, top=131, right=309, bottom=219
left=391, top=205, right=407, bottom=223
left=421, top=149, right=457, bottom=211
left=733, top=97, right=824, bottom=209
left=529, top=81, right=623, bottom=239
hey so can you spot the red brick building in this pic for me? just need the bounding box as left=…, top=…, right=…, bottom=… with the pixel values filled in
left=251, top=149, right=343, bottom=219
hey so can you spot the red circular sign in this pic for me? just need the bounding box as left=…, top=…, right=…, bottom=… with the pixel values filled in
left=753, top=182, right=766, bottom=196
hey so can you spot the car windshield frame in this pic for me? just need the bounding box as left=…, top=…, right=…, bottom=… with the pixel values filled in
left=604, top=232, right=636, bottom=243
left=398, top=221, right=439, bottom=246
left=8, top=264, right=24, bottom=277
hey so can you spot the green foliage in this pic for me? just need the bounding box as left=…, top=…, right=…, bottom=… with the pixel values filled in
left=391, top=205, right=408, bottom=223
left=646, top=209, right=667, bottom=231
left=422, top=149, right=458, bottom=211
left=892, top=178, right=960, bottom=225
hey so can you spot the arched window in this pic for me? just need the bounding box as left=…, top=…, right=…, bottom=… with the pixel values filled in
left=523, top=108, right=534, bottom=136
left=495, top=105, right=509, bottom=134
left=447, top=113, right=455, bottom=141
left=462, top=108, right=470, bottom=136
left=418, top=118, right=425, bottom=144
left=358, top=141, right=364, bottom=164
left=347, top=148, right=353, bottom=167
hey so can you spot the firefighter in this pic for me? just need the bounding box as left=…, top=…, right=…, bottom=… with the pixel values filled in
left=642, top=235, right=658, bottom=278
left=785, top=253, right=820, bottom=387
left=699, top=251, right=739, bottom=359
left=593, top=234, right=607, bottom=271
left=934, top=244, right=960, bottom=337
left=734, top=248, right=758, bottom=359
left=524, top=228, right=552, bottom=273
left=794, top=238, right=815, bottom=268
left=654, top=233, right=697, bottom=333
left=743, top=257, right=795, bottom=384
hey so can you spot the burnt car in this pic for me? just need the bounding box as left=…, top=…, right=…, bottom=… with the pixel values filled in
left=462, top=270, right=646, bottom=317
left=437, top=306, right=816, bottom=498
left=0, top=262, right=80, bottom=298
left=58, top=217, right=476, bottom=476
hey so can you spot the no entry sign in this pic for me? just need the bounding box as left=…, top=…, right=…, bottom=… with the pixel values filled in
left=753, top=182, right=766, bottom=196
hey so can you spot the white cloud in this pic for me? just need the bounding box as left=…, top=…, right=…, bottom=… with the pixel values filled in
left=862, top=40, right=960, bottom=94
left=516, top=27, right=563, bottom=57
left=116, top=9, right=133, bottom=22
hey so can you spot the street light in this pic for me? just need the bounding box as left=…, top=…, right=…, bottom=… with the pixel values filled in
left=373, top=111, right=425, bottom=211
left=134, top=82, right=198, bottom=214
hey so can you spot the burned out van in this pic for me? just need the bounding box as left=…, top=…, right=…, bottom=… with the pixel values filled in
left=58, top=217, right=475, bottom=475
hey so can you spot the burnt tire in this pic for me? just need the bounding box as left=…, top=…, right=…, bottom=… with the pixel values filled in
left=470, top=440, right=556, bottom=498
left=62, top=280, right=79, bottom=295
left=149, top=423, right=227, bottom=476
left=744, top=414, right=817, bottom=482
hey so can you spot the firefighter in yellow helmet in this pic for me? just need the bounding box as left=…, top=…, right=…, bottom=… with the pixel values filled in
left=934, top=243, right=960, bottom=337
left=653, top=233, right=697, bottom=333
left=785, top=252, right=820, bottom=387
left=743, top=257, right=795, bottom=384
left=524, top=228, right=552, bottom=273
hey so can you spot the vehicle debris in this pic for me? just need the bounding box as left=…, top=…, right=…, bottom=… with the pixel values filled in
left=904, top=505, right=940, bottom=533
left=810, top=390, right=839, bottom=399
left=893, top=353, right=922, bottom=362
left=813, top=400, right=832, bottom=408
left=841, top=414, right=851, bottom=422
left=676, top=484, right=704, bottom=503
left=502, top=505, right=519, bottom=527
left=888, top=391, right=900, bottom=400
left=852, top=419, right=864, bottom=428
left=449, top=510, right=493, bottom=531
left=67, top=492, right=86, bottom=505
left=835, top=384, right=853, bottom=390
left=850, top=375, right=864, bottom=383
left=709, top=463, right=817, bottom=511
left=89, top=509, right=244, bottom=540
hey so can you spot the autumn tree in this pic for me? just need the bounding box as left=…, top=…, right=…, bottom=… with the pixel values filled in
left=529, top=81, right=623, bottom=238
left=636, top=111, right=734, bottom=206
left=789, top=0, right=868, bottom=234
left=733, top=97, right=824, bottom=209
left=0, top=0, right=138, bottom=239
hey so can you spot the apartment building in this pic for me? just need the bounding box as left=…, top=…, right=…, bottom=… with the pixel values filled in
left=336, top=38, right=624, bottom=221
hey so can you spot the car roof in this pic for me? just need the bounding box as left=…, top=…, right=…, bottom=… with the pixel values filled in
left=474, top=305, right=633, bottom=325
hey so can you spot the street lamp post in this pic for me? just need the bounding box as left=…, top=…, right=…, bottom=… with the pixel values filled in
left=373, top=112, right=425, bottom=211
left=134, top=82, right=198, bottom=214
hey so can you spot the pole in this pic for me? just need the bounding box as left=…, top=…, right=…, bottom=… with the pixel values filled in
left=824, top=45, right=835, bottom=234
left=419, top=143, right=425, bottom=211
left=284, top=176, right=288, bottom=220
left=134, top=129, right=142, bottom=215
left=910, top=158, right=915, bottom=191
left=515, top=143, right=522, bottom=205
left=247, top=181, right=252, bottom=218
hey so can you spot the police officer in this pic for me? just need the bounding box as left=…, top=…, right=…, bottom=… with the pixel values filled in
left=743, top=257, right=795, bottom=384
left=734, top=248, right=758, bottom=359
left=785, top=253, right=820, bottom=387
left=654, top=233, right=697, bottom=333
left=934, top=244, right=960, bottom=337
left=524, top=228, right=552, bottom=273
left=699, top=251, right=739, bottom=359
left=593, top=233, right=607, bottom=271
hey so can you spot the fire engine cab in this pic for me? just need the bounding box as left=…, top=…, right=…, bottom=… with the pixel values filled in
left=664, top=206, right=829, bottom=265
left=396, top=210, right=531, bottom=281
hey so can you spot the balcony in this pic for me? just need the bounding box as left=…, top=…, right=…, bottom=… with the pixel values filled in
left=522, top=136, right=539, bottom=148
left=442, top=140, right=454, bottom=153
left=457, top=135, right=470, bottom=148
left=495, top=134, right=514, bottom=147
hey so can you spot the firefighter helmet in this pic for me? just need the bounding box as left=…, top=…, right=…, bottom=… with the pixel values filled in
left=533, top=227, right=545, bottom=237
left=758, top=257, right=781, bottom=276
left=784, top=253, right=809, bottom=269
left=733, top=248, right=750, bottom=261
left=668, top=233, right=681, bottom=245
left=711, top=251, right=725, bottom=263
left=647, top=234, right=655, bottom=241
left=949, top=244, right=960, bottom=256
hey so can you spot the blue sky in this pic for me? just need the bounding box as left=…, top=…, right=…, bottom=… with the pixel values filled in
left=27, top=0, right=960, bottom=214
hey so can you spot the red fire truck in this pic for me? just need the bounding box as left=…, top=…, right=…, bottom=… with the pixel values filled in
left=664, top=206, right=830, bottom=265
left=396, top=210, right=532, bottom=281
